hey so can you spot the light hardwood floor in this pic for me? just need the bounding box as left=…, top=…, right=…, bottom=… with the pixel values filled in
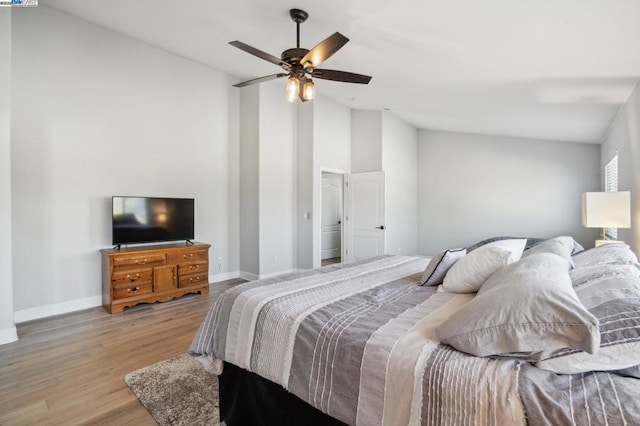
left=0, top=279, right=243, bottom=425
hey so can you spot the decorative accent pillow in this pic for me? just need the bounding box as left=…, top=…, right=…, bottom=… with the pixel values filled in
left=466, top=236, right=545, bottom=252
left=521, top=236, right=575, bottom=267
left=442, top=239, right=526, bottom=293
left=436, top=253, right=600, bottom=361
left=421, top=248, right=466, bottom=286
left=536, top=263, right=640, bottom=374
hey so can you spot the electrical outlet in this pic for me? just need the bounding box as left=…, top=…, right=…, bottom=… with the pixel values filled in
left=217, top=256, right=223, bottom=265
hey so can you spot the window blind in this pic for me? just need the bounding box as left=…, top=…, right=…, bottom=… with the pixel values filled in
left=604, top=154, right=619, bottom=239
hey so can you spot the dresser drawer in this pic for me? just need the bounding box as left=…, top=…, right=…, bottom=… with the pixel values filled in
left=113, top=254, right=165, bottom=270
left=111, top=270, right=153, bottom=286
left=113, top=282, right=153, bottom=299
left=178, top=261, right=208, bottom=276
left=167, top=250, right=208, bottom=264
left=178, top=273, right=208, bottom=288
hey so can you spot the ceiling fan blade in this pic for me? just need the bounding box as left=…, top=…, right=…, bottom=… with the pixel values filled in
left=311, top=69, right=372, bottom=84
left=300, top=32, right=349, bottom=69
left=233, top=73, right=288, bottom=88
left=229, top=41, right=291, bottom=71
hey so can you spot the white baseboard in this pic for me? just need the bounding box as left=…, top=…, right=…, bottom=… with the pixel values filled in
left=14, top=296, right=102, bottom=324
left=209, top=271, right=241, bottom=283
left=237, top=268, right=303, bottom=282
left=12, top=269, right=295, bottom=324
left=0, top=326, right=18, bottom=345
left=259, top=268, right=302, bottom=280
left=239, top=271, right=259, bottom=281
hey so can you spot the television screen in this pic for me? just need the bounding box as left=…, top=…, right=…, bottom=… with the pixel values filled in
left=112, top=196, right=194, bottom=245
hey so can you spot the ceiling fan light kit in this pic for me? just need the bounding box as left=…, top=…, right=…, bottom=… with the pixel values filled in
left=230, top=8, right=371, bottom=102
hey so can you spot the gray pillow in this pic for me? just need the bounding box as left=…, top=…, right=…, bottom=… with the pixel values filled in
left=420, top=248, right=466, bottom=286
left=436, top=253, right=600, bottom=361
left=442, top=239, right=526, bottom=293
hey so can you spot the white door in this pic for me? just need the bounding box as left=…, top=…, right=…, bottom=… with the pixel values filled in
left=345, top=171, right=385, bottom=262
left=321, top=174, right=342, bottom=260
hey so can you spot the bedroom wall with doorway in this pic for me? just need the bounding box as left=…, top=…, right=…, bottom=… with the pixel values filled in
left=351, top=110, right=418, bottom=256
left=297, top=96, right=351, bottom=270
left=417, top=130, right=601, bottom=255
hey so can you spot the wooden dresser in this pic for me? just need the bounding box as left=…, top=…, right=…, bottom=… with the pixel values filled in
left=100, top=242, right=210, bottom=313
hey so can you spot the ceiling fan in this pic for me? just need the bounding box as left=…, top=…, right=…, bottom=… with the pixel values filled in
left=230, top=8, right=372, bottom=102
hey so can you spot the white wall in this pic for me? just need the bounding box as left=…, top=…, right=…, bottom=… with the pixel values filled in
left=601, top=82, right=640, bottom=253
left=312, top=96, right=351, bottom=267
left=258, top=83, right=296, bottom=276
left=0, top=9, right=17, bottom=344
left=351, top=110, right=382, bottom=173
left=418, top=130, right=601, bottom=255
left=296, top=102, right=314, bottom=269
left=382, top=112, right=418, bottom=255
left=350, top=110, right=419, bottom=256
left=10, top=6, right=240, bottom=315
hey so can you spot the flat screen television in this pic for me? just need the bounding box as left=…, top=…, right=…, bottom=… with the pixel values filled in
left=112, top=196, right=194, bottom=245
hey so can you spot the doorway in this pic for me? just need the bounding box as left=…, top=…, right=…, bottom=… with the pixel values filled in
left=321, top=172, right=344, bottom=266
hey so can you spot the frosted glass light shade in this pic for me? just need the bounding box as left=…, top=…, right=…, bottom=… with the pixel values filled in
left=285, top=77, right=299, bottom=102
left=302, top=79, right=316, bottom=101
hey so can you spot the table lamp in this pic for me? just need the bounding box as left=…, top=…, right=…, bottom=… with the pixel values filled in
left=582, top=191, right=630, bottom=246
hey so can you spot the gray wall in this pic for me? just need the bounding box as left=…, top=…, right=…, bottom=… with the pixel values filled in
left=601, top=82, right=640, bottom=254
left=239, top=86, right=260, bottom=276
left=10, top=6, right=240, bottom=315
left=418, top=130, right=601, bottom=255
left=0, top=9, right=16, bottom=343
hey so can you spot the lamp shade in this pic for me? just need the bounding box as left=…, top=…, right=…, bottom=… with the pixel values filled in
left=582, top=191, right=631, bottom=228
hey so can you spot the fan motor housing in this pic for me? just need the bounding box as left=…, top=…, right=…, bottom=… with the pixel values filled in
left=281, top=48, right=310, bottom=65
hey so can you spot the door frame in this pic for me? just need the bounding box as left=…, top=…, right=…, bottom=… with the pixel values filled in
left=315, top=167, right=347, bottom=268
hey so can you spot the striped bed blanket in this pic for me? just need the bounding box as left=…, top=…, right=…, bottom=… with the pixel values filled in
left=189, top=254, right=640, bottom=425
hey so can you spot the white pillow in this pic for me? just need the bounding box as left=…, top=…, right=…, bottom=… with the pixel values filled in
left=437, top=253, right=600, bottom=360
left=442, top=239, right=526, bottom=293
left=536, top=265, right=640, bottom=374
left=483, top=238, right=527, bottom=261
left=521, top=236, right=575, bottom=268
left=420, top=248, right=466, bottom=286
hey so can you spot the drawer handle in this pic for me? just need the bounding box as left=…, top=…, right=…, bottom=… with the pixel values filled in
left=183, top=254, right=194, bottom=259
left=190, top=277, right=200, bottom=283
left=127, top=286, right=140, bottom=293
left=189, top=265, right=199, bottom=270
left=127, top=273, right=140, bottom=281
left=135, top=259, right=148, bottom=265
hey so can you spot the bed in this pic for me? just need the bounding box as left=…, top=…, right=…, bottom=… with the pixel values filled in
left=189, top=237, right=640, bottom=425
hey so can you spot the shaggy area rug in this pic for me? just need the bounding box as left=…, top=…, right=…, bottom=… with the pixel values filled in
left=125, top=354, right=219, bottom=425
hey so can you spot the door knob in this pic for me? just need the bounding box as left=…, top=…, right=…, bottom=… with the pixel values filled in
left=376, top=226, right=385, bottom=230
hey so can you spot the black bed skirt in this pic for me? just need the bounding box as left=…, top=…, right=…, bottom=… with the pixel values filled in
left=219, top=361, right=348, bottom=426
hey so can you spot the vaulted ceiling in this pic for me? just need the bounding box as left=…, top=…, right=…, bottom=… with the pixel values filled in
left=43, top=0, right=640, bottom=143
